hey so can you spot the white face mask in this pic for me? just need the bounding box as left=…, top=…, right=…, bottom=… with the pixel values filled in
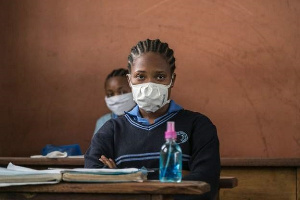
left=130, top=78, right=173, bottom=113
left=105, top=93, right=136, bottom=116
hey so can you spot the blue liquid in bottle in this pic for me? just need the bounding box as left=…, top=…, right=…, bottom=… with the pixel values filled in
left=159, top=121, right=182, bottom=182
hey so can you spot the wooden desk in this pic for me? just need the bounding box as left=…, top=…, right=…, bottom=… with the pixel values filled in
left=0, top=157, right=84, bottom=169
left=3, top=157, right=300, bottom=199
left=0, top=181, right=210, bottom=200
left=0, top=157, right=238, bottom=189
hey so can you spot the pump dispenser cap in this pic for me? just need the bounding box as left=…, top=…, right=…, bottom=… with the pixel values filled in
left=165, top=121, right=177, bottom=139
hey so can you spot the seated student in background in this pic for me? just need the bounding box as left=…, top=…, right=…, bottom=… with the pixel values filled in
left=85, top=39, right=220, bottom=200
left=93, top=68, right=136, bottom=135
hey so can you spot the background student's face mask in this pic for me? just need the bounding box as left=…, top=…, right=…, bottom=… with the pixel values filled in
left=130, top=79, right=173, bottom=113
left=104, top=93, right=136, bottom=116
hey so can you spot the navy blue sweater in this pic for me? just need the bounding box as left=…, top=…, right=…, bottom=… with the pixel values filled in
left=85, top=109, right=220, bottom=200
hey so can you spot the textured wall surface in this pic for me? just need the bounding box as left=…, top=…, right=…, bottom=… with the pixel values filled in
left=0, top=0, right=299, bottom=157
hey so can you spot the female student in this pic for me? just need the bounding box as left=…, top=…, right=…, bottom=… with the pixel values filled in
left=85, top=39, right=220, bottom=200
left=93, top=68, right=136, bottom=135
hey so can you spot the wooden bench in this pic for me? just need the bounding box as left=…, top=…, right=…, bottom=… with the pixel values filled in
left=219, top=176, right=238, bottom=188
left=182, top=170, right=238, bottom=189
left=217, top=176, right=238, bottom=200
left=220, top=158, right=300, bottom=200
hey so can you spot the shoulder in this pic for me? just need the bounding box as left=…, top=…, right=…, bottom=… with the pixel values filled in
left=177, top=109, right=217, bottom=136
left=99, top=113, right=112, bottom=120
left=94, top=113, right=113, bottom=131
left=178, top=109, right=214, bottom=124
left=177, top=110, right=218, bottom=146
left=99, top=115, right=129, bottom=129
left=97, top=113, right=113, bottom=121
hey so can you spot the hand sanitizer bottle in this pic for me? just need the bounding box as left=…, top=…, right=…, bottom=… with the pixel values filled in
left=159, top=121, right=182, bottom=182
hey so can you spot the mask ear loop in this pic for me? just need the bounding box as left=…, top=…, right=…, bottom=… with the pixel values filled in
left=168, top=74, right=175, bottom=88
left=126, top=74, right=133, bottom=87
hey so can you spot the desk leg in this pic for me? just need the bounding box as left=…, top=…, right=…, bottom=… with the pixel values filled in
left=152, top=194, right=173, bottom=200
left=297, top=167, right=299, bottom=200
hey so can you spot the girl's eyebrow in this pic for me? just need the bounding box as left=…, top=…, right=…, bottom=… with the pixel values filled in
left=134, top=70, right=146, bottom=73
left=117, top=86, right=125, bottom=90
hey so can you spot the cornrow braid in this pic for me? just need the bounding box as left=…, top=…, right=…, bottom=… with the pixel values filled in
left=105, top=68, right=128, bottom=82
left=128, top=39, right=176, bottom=73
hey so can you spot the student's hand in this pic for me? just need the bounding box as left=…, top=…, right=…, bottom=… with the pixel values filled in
left=99, top=155, right=117, bottom=169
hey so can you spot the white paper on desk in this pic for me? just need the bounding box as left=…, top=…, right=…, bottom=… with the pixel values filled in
left=61, top=168, right=140, bottom=175
left=68, top=155, right=84, bottom=158
left=6, top=163, right=142, bottom=175
left=0, top=181, right=60, bottom=187
left=0, top=163, right=62, bottom=187
left=7, top=162, right=62, bottom=174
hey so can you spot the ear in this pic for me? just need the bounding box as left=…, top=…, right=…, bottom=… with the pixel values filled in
left=171, top=73, right=176, bottom=88
left=126, top=74, right=132, bottom=88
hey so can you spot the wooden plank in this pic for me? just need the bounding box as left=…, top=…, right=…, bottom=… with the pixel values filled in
left=220, top=167, right=296, bottom=200
left=0, top=181, right=210, bottom=195
left=151, top=195, right=166, bottom=200
left=1, top=157, right=299, bottom=168
left=0, top=157, right=84, bottom=168
left=0, top=193, right=152, bottom=200
left=297, top=167, right=299, bottom=200
left=221, top=158, right=300, bottom=167
left=183, top=170, right=237, bottom=189
left=219, top=176, right=238, bottom=188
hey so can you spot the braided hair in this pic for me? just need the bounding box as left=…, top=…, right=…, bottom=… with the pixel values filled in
left=127, top=39, right=176, bottom=73
left=105, top=68, right=128, bottom=83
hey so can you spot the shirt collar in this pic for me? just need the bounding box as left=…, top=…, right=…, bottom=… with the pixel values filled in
left=112, top=113, right=118, bottom=119
left=126, top=100, right=183, bottom=125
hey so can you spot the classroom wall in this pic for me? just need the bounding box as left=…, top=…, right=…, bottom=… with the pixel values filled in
left=0, top=0, right=299, bottom=157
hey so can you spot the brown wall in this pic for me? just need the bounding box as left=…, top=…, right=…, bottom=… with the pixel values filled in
left=0, top=0, right=299, bottom=157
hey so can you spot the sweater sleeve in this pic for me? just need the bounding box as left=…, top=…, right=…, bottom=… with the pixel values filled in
left=85, top=120, right=115, bottom=168
left=182, top=115, right=220, bottom=200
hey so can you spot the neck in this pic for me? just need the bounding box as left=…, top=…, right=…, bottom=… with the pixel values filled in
left=139, top=103, right=170, bottom=124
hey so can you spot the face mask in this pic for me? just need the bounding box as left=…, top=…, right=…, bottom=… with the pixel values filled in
left=130, top=78, right=173, bottom=113
left=105, top=93, right=136, bottom=116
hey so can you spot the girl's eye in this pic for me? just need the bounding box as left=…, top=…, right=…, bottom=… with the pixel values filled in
left=106, top=91, right=114, bottom=97
left=136, top=74, right=145, bottom=80
left=156, top=74, right=166, bottom=80
left=119, top=90, right=127, bottom=95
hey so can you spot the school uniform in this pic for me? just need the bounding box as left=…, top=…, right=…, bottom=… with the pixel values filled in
left=85, top=100, right=220, bottom=200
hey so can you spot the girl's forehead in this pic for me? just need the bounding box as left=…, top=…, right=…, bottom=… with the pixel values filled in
left=132, top=53, right=170, bottom=73
left=105, top=76, right=128, bottom=88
